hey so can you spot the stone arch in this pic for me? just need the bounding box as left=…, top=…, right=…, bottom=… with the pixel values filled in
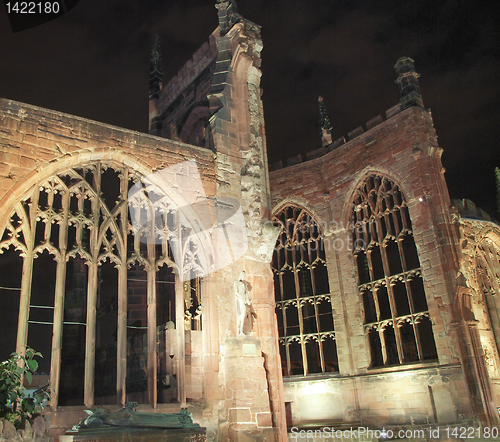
left=0, top=149, right=154, bottom=233
left=342, top=167, right=411, bottom=227
left=272, top=197, right=326, bottom=230
left=0, top=154, right=204, bottom=409
left=178, top=105, right=212, bottom=147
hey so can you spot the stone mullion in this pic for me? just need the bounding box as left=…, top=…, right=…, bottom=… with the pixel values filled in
left=16, top=190, right=38, bottom=357
left=378, top=327, right=388, bottom=364
left=294, top=249, right=308, bottom=374
left=42, top=189, right=52, bottom=240
left=377, top=211, right=404, bottom=364
left=387, top=281, right=404, bottom=363
left=362, top=217, right=371, bottom=249
left=175, top=273, right=186, bottom=405
left=281, top=266, right=294, bottom=378
left=279, top=271, right=287, bottom=334
left=392, top=203, right=402, bottom=236
left=49, top=188, right=69, bottom=407
left=311, top=298, right=324, bottom=372
left=317, top=330, right=326, bottom=373
left=147, top=238, right=157, bottom=407
left=398, top=237, right=423, bottom=361
left=308, top=239, right=317, bottom=295
left=117, top=169, right=129, bottom=406
left=17, top=252, right=35, bottom=356
left=400, top=205, right=411, bottom=232
left=412, top=317, right=425, bottom=362
left=405, top=271, right=425, bottom=363
left=84, top=165, right=101, bottom=407
left=371, top=286, right=382, bottom=323
left=285, top=340, right=291, bottom=376
left=282, top=301, right=292, bottom=375
left=398, top=239, right=416, bottom=310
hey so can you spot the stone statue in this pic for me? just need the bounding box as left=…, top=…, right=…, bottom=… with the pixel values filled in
left=77, top=406, right=201, bottom=430
left=234, top=271, right=250, bottom=336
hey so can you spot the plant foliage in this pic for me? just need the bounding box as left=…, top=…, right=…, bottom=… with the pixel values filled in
left=0, top=347, right=48, bottom=428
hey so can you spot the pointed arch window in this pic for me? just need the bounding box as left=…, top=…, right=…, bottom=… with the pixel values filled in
left=351, top=175, right=437, bottom=367
left=272, top=205, right=338, bottom=376
left=0, top=161, right=203, bottom=407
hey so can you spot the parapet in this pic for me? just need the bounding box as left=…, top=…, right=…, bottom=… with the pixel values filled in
left=269, top=103, right=404, bottom=171
left=158, top=30, right=219, bottom=112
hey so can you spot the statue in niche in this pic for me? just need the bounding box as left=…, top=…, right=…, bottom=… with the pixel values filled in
left=234, top=271, right=255, bottom=336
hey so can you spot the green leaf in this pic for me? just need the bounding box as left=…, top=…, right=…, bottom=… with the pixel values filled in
left=25, top=371, right=32, bottom=384
left=27, top=359, right=38, bottom=372
left=22, top=397, right=35, bottom=413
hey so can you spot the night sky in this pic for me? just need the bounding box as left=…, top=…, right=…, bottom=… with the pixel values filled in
left=0, top=0, right=498, bottom=217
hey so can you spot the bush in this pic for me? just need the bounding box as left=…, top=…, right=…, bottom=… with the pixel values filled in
left=0, top=348, right=48, bottom=429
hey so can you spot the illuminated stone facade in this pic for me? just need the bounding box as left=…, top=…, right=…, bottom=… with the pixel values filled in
left=1, top=1, right=499, bottom=441
left=269, top=68, right=500, bottom=432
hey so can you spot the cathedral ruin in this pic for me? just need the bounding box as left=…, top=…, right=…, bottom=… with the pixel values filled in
left=0, top=1, right=499, bottom=440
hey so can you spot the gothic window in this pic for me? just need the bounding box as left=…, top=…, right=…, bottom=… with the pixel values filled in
left=272, top=205, right=338, bottom=376
left=0, top=161, right=203, bottom=407
left=351, top=175, right=437, bottom=367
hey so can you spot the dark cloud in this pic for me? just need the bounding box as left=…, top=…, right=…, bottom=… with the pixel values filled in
left=0, top=0, right=498, bottom=216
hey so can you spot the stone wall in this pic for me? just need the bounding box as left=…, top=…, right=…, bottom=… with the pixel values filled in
left=270, top=105, right=476, bottom=426
left=0, top=98, right=216, bottom=219
left=149, top=31, right=218, bottom=145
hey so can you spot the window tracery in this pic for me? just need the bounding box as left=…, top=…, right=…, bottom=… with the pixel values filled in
left=351, top=175, right=437, bottom=367
left=272, top=205, right=338, bottom=376
left=0, top=161, right=203, bottom=407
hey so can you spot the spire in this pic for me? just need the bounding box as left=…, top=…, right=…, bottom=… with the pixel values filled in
left=318, top=96, right=333, bottom=147
left=149, top=34, right=163, bottom=100
left=394, top=57, right=424, bottom=110
left=215, top=0, right=241, bottom=36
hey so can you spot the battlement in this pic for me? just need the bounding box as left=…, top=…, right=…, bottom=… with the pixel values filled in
left=269, top=103, right=403, bottom=171
left=452, top=198, right=498, bottom=224
left=158, top=30, right=219, bottom=111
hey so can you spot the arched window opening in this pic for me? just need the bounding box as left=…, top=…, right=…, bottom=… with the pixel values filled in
left=29, top=250, right=57, bottom=375
left=95, top=261, right=119, bottom=405
left=272, top=205, right=338, bottom=376
left=0, top=161, right=203, bottom=407
left=59, top=256, right=87, bottom=406
left=351, top=175, right=437, bottom=367
left=0, top=247, right=23, bottom=363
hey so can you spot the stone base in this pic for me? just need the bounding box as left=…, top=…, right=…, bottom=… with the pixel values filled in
left=224, top=336, right=276, bottom=441
left=60, top=427, right=207, bottom=441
